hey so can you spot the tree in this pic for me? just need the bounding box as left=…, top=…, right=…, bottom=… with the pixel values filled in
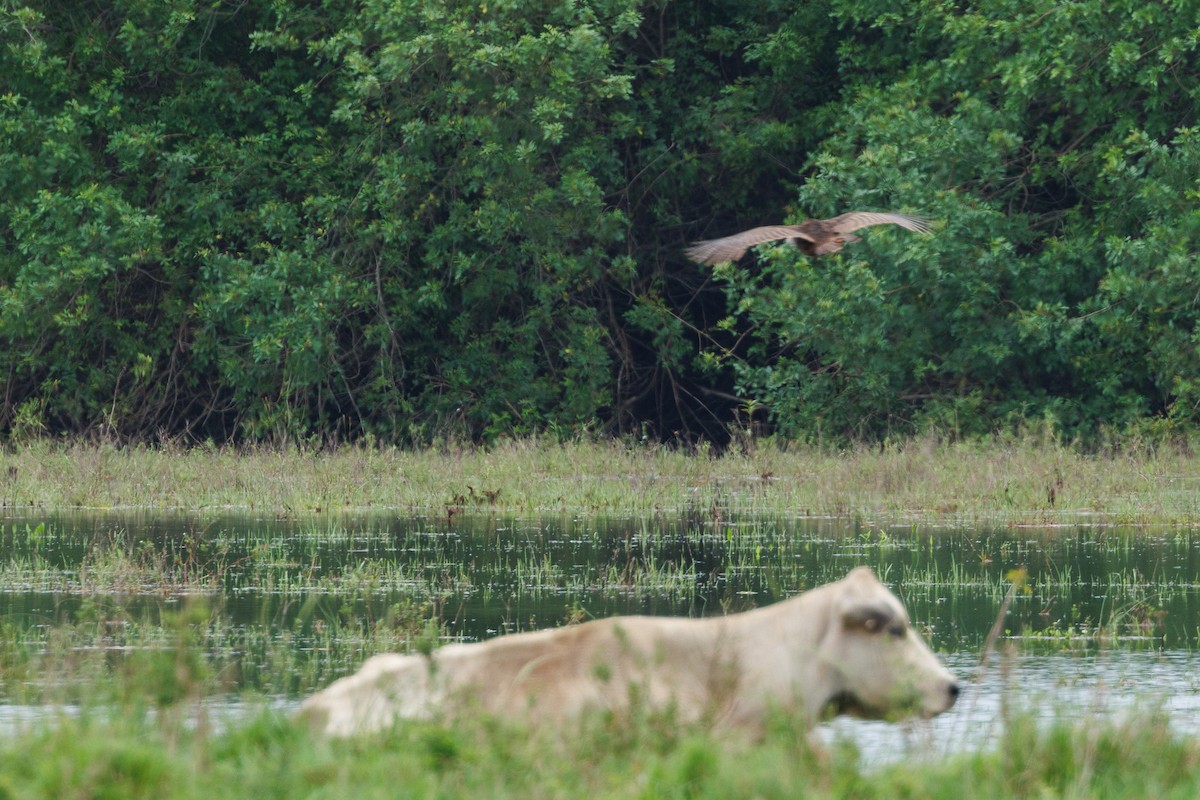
left=711, top=0, right=1200, bottom=441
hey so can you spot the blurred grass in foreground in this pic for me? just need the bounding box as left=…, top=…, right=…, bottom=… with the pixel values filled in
left=0, top=700, right=1196, bottom=800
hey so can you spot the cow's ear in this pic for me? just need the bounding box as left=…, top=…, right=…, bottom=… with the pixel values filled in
left=842, top=602, right=898, bottom=634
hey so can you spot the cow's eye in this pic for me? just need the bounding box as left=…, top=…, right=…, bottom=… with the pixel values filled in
left=887, top=625, right=905, bottom=639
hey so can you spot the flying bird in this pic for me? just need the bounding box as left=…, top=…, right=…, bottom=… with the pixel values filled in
left=684, top=212, right=931, bottom=266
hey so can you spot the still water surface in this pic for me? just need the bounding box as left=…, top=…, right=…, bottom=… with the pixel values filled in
left=2, top=510, right=1200, bottom=755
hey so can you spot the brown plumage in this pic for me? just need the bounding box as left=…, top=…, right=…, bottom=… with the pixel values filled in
left=684, top=212, right=931, bottom=266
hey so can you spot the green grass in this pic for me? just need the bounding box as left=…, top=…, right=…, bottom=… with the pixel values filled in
left=3, top=435, right=1200, bottom=522
left=0, top=703, right=1197, bottom=799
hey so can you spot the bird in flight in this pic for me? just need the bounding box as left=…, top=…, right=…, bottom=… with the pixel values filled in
left=684, top=212, right=931, bottom=265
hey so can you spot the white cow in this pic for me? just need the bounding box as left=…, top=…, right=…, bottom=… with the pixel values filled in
left=301, top=567, right=959, bottom=736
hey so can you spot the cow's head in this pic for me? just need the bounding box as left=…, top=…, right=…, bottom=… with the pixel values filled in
left=820, top=567, right=960, bottom=721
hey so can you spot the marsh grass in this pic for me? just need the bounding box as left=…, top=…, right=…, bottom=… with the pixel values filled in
left=3, top=435, right=1200, bottom=522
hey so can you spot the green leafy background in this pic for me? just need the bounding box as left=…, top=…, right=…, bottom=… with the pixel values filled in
left=3, top=0, right=1198, bottom=444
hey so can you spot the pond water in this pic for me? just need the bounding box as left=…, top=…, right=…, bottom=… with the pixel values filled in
left=2, top=510, right=1200, bottom=756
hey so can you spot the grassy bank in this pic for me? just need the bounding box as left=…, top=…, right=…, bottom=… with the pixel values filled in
left=3, top=436, right=1200, bottom=523
left=1, top=705, right=1196, bottom=800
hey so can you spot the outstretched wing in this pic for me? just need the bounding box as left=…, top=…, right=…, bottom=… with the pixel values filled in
left=684, top=225, right=814, bottom=265
left=826, top=212, right=931, bottom=235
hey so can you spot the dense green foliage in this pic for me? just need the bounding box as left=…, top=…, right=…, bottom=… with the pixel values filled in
left=717, top=0, right=1200, bottom=441
left=2, top=0, right=1199, bottom=443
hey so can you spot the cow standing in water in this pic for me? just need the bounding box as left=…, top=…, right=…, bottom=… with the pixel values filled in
left=301, top=567, right=960, bottom=736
